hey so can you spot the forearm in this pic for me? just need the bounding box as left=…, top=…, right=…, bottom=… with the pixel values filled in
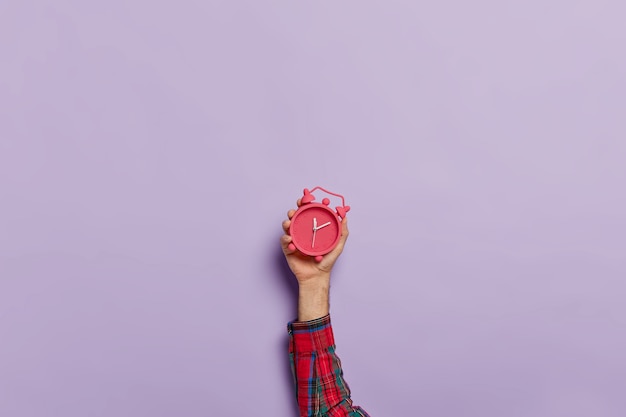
left=297, top=276, right=330, bottom=322
left=290, top=277, right=370, bottom=417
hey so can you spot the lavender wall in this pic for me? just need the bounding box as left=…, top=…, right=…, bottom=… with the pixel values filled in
left=1, top=1, right=625, bottom=416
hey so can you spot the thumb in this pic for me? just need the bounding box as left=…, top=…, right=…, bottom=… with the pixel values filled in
left=328, top=216, right=350, bottom=259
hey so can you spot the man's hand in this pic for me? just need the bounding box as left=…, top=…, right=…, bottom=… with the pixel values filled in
left=280, top=198, right=349, bottom=321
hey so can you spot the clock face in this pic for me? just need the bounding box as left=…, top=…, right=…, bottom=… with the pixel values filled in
left=289, top=203, right=341, bottom=256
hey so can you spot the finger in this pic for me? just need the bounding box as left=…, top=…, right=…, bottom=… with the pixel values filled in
left=296, top=198, right=302, bottom=207
left=280, top=234, right=295, bottom=254
left=339, top=216, right=349, bottom=241
left=287, top=209, right=296, bottom=220
left=282, top=219, right=291, bottom=234
left=333, top=217, right=350, bottom=253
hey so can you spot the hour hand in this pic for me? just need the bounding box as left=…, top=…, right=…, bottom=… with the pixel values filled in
left=315, top=221, right=331, bottom=230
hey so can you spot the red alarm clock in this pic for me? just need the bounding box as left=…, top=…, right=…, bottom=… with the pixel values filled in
left=288, top=186, right=351, bottom=262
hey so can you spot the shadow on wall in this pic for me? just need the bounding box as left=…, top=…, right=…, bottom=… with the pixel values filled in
left=274, top=243, right=299, bottom=318
left=273, top=243, right=300, bottom=416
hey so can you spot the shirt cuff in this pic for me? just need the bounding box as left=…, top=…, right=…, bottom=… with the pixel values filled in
left=287, top=314, right=335, bottom=354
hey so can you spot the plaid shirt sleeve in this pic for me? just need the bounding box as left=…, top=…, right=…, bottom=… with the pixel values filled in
left=287, top=315, right=370, bottom=417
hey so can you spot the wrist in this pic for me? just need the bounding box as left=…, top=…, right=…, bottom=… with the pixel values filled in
left=298, top=274, right=330, bottom=290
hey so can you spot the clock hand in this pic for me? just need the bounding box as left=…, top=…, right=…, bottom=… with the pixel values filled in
left=313, top=217, right=317, bottom=230
left=312, top=228, right=317, bottom=248
left=316, top=221, right=331, bottom=230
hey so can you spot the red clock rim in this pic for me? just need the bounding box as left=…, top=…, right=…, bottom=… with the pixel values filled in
left=288, top=203, right=342, bottom=256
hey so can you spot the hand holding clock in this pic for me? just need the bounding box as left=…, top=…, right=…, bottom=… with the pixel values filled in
left=280, top=187, right=350, bottom=321
left=280, top=198, right=349, bottom=285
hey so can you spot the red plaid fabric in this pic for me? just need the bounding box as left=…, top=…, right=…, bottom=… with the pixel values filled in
left=288, top=315, right=370, bottom=417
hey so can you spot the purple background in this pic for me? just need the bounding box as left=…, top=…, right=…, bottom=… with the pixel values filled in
left=1, top=1, right=625, bottom=416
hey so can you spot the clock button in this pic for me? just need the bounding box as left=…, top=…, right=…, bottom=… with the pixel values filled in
left=322, top=198, right=330, bottom=206
left=336, top=205, right=351, bottom=218
left=302, top=189, right=315, bottom=204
